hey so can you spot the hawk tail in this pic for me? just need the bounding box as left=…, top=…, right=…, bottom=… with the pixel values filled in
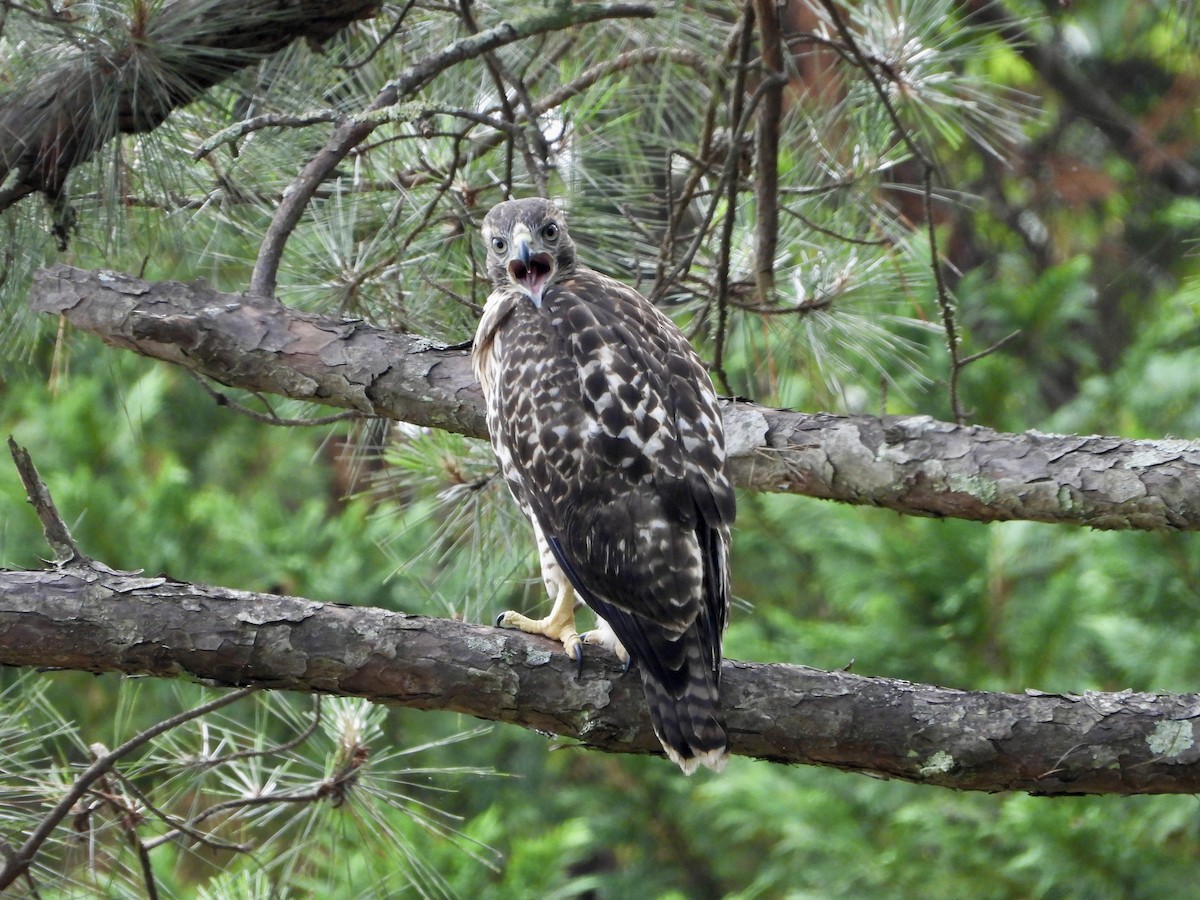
left=639, top=629, right=729, bottom=775
left=544, top=537, right=729, bottom=773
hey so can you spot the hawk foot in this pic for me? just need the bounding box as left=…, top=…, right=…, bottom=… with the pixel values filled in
left=581, top=617, right=631, bottom=672
left=496, top=609, right=584, bottom=673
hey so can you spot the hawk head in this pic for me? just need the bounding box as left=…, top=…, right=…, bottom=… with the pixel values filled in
left=482, top=198, right=576, bottom=309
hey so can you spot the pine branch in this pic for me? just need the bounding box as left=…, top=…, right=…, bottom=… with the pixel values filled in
left=751, top=0, right=785, bottom=303
left=0, top=0, right=382, bottom=210
left=248, top=1, right=656, bottom=296
left=0, top=684, right=256, bottom=892
left=30, top=264, right=1200, bottom=531
left=1, top=560, right=1198, bottom=795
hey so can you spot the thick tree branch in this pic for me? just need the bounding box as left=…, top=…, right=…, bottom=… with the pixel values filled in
left=1, top=561, right=1199, bottom=795
left=0, top=0, right=382, bottom=211
left=30, top=264, right=1200, bottom=531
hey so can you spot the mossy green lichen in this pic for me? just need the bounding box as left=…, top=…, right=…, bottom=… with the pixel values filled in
left=919, top=750, right=955, bottom=777
left=1147, top=720, right=1194, bottom=757
left=946, top=474, right=1000, bottom=505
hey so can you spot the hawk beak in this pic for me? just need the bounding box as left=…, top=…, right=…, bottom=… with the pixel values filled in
left=507, top=237, right=555, bottom=309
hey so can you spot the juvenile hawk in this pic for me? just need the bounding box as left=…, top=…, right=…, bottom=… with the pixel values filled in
left=472, top=198, right=735, bottom=774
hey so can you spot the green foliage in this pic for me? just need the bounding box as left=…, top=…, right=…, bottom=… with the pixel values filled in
left=1, top=345, right=400, bottom=606
left=0, top=673, right=500, bottom=898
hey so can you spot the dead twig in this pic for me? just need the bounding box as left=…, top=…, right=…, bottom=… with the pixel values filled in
left=250, top=2, right=655, bottom=298
left=186, top=372, right=367, bottom=427
left=7, top=437, right=83, bottom=564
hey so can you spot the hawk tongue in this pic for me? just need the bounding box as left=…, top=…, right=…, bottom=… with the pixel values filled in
left=509, top=254, right=554, bottom=308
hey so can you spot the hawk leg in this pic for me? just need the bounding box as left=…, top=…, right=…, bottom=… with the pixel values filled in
left=496, top=522, right=583, bottom=667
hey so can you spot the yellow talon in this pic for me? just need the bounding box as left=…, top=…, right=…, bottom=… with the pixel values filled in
left=496, top=609, right=581, bottom=657
left=503, top=611, right=581, bottom=658
left=495, top=582, right=581, bottom=662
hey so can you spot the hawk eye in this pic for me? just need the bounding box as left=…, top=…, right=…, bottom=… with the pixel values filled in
left=542, top=222, right=559, bottom=242
left=490, top=236, right=507, bottom=253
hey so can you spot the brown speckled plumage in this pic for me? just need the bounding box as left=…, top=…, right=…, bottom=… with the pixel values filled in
left=473, top=198, right=735, bottom=773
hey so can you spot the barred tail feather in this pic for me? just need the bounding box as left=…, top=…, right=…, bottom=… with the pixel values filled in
left=546, top=542, right=729, bottom=773
left=641, top=668, right=728, bottom=774
left=589, top=603, right=728, bottom=773
left=637, top=617, right=728, bottom=774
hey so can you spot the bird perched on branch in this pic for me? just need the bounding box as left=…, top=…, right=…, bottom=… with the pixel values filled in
left=472, top=197, right=735, bottom=773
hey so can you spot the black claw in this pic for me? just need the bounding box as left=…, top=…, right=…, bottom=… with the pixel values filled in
left=621, top=656, right=633, bottom=676
left=495, top=613, right=506, bottom=628
left=573, top=642, right=585, bottom=680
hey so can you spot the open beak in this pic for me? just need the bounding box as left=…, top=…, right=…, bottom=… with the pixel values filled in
left=507, top=236, right=555, bottom=308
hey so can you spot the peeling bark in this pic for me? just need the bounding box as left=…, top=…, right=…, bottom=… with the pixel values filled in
left=30, top=264, right=1200, bottom=530
left=2, top=561, right=1199, bottom=795
left=31, top=265, right=485, bottom=436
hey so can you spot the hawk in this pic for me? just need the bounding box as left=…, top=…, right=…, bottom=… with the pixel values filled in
left=472, top=198, right=735, bottom=774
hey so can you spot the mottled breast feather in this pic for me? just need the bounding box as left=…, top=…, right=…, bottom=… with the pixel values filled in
left=476, top=266, right=732, bottom=662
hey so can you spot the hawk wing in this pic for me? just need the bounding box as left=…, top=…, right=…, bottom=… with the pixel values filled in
left=479, top=266, right=734, bottom=769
